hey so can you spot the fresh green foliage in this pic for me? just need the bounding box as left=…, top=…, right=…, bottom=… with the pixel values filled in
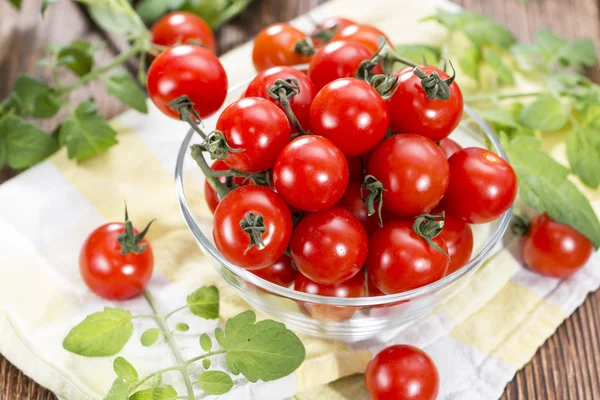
left=394, top=44, right=441, bottom=66
left=175, top=322, right=190, bottom=332
left=566, top=125, right=600, bottom=189
left=202, top=358, right=211, bottom=369
left=152, top=372, right=163, bottom=388
left=198, top=371, right=234, bottom=395
left=200, top=333, right=212, bottom=352
left=104, top=377, right=134, bottom=400
left=0, top=115, right=60, bottom=169
left=107, top=71, right=148, bottom=113
left=458, top=47, right=481, bottom=81
left=2, top=75, right=62, bottom=119
left=140, top=328, right=160, bottom=347
left=129, top=386, right=178, bottom=400
left=55, top=40, right=96, bottom=77
left=484, top=49, right=514, bottom=85
left=41, top=0, right=56, bottom=14
left=136, top=0, right=254, bottom=27
left=215, top=327, right=225, bottom=347
left=476, top=108, right=519, bottom=128
left=113, top=357, right=139, bottom=383
left=9, top=0, right=21, bottom=8
left=89, top=5, right=140, bottom=35
left=186, top=285, right=220, bottom=319
left=520, top=94, right=568, bottom=131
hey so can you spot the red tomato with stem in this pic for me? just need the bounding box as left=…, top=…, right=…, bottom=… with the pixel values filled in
left=310, top=77, right=389, bottom=156
left=294, top=271, right=365, bottom=322
left=368, top=134, right=449, bottom=217
left=150, top=12, right=216, bottom=53
left=439, top=137, right=462, bottom=158
left=204, top=160, right=250, bottom=214
left=365, top=345, right=439, bottom=400
left=244, top=66, right=316, bottom=133
left=310, top=16, right=356, bottom=47
left=217, top=97, right=291, bottom=173
left=332, top=24, right=392, bottom=53
left=251, top=254, right=298, bottom=287
left=272, top=135, right=349, bottom=211
left=436, top=208, right=474, bottom=274
left=336, top=182, right=382, bottom=236
left=367, top=219, right=449, bottom=294
left=388, top=66, right=463, bottom=141
left=147, top=45, right=227, bottom=120
left=213, top=186, right=292, bottom=270
left=439, top=147, right=517, bottom=224
left=523, top=213, right=593, bottom=279
left=308, top=40, right=382, bottom=90
left=252, top=23, right=312, bottom=72
left=80, top=212, right=154, bottom=300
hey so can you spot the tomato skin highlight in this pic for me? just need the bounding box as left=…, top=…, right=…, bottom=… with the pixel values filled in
left=368, top=134, right=449, bottom=217
left=367, top=219, right=449, bottom=294
left=80, top=223, right=154, bottom=300
left=310, top=78, right=389, bottom=156
left=272, top=135, right=349, bottom=211
left=251, top=254, right=298, bottom=287
left=523, top=213, right=593, bottom=279
left=438, top=210, right=474, bottom=274
left=213, top=186, right=292, bottom=270
left=252, top=23, right=312, bottom=72
left=388, top=66, right=463, bottom=142
left=217, top=97, right=291, bottom=173
left=439, top=137, right=462, bottom=159
left=147, top=45, right=227, bottom=120
left=150, top=11, right=216, bottom=53
left=331, top=24, right=392, bottom=53
left=440, top=147, right=517, bottom=224
left=365, top=344, right=439, bottom=400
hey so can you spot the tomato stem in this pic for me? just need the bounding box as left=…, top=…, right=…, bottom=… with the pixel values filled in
left=413, top=60, right=456, bottom=101
left=117, top=205, right=156, bottom=255
left=361, top=175, right=386, bottom=227
left=267, top=78, right=309, bottom=135
left=240, top=212, right=267, bottom=252
left=511, top=214, right=531, bottom=237
left=412, top=213, right=449, bottom=258
left=168, top=95, right=208, bottom=139
left=190, top=144, right=230, bottom=199
left=183, top=349, right=227, bottom=367
left=164, top=305, right=188, bottom=320
left=203, top=130, right=244, bottom=160
left=294, top=37, right=316, bottom=56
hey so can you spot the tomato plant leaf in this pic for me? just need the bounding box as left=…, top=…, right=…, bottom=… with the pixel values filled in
left=197, top=371, right=234, bottom=395
left=222, top=310, right=305, bottom=382
left=186, top=285, right=219, bottom=319
left=57, top=40, right=95, bottom=77
left=200, top=333, right=212, bottom=352
left=566, top=126, right=600, bottom=189
left=484, top=48, right=515, bottom=85
left=458, top=47, right=481, bottom=82
left=556, top=38, right=597, bottom=69
left=152, top=372, right=162, bottom=388
left=394, top=44, right=441, bottom=66
left=107, top=71, right=148, bottom=113
left=520, top=94, right=568, bottom=131
left=41, top=0, right=56, bottom=15
left=214, top=327, right=225, bottom=347
left=175, top=322, right=189, bottom=332
left=140, top=328, right=160, bottom=347
left=58, top=100, right=118, bottom=162
left=478, top=108, right=519, bottom=129
left=202, top=358, right=211, bottom=369
left=89, top=5, right=139, bottom=34
left=104, top=377, right=133, bottom=400
left=63, top=307, right=133, bottom=356
left=113, top=357, right=138, bottom=383
left=1, top=115, right=59, bottom=170
left=12, top=75, right=62, bottom=118
left=9, top=0, right=21, bottom=9
left=129, top=385, right=177, bottom=400
left=135, top=0, right=171, bottom=24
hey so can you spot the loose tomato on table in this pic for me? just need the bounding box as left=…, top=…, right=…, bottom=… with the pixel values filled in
left=80, top=208, right=154, bottom=300
left=365, top=345, right=439, bottom=400
left=522, top=213, right=593, bottom=279
left=310, top=77, right=389, bottom=156
left=439, top=147, right=517, bottom=224
left=310, top=16, right=356, bottom=47
left=252, top=23, right=313, bottom=71
left=331, top=24, right=392, bottom=53
left=150, top=11, right=216, bottom=53
left=439, top=137, right=462, bottom=158
left=204, top=160, right=250, bottom=214
left=251, top=254, right=298, bottom=287
left=146, top=44, right=227, bottom=119
left=213, top=185, right=292, bottom=270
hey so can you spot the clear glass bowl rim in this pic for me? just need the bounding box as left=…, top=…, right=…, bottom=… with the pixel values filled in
left=174, top=74, right=513, bottom=307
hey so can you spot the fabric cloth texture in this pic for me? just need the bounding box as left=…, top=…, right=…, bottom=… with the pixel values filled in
left=1, top=0, right=599, bottom=399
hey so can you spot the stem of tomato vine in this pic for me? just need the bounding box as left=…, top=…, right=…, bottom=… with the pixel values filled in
left=190, top=144, right=230, bottom=199
left=129, top=365, right=183, bottom=393
left=183, top=349, right=227, bottom=367
left=267, top=78, right=309, bottom=135
left=164, top=305, right=189, bottom=320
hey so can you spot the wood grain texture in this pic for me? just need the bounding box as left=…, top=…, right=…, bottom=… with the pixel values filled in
left=0, top=0, right=599, bottom=399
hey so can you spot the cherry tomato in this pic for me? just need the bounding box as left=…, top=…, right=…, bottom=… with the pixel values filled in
left=150, top=12, right=216, bottom=53
left=336, top=182, right=381, bottom=235
left=213, top=186, right=292, bottom=270
left=272, top=135, right=349, bottom=211
left=523, top=213, right=593, bottom=279
left=365, top=345, right=439, bottom=400
left=440, top=147, right=517, bottom=224
left=147, top=45, right=227, bottom=120
left=308, top=40, right=382, bottom=91
left=251, top=254, right=298, bottom=287
left=310, top=16, right=356, bottom=47
left=332, top=24, right=392, bottom=53
left=244, top=66, right=316, bottom=133
left=367, top=219, right=449, bottom=294
left=310, top=77, right=389, bottom=156
left=347, top=156, right=365, bottom=182
left=294, top=271, right=364, bottom=322
left=204, top=160, right=250, bottom=214
left=290, top=207, right=368, bottom=284
left=437, top=209, right=474, bottom=274
left=388, top=66, right=463, bottom=142
left=368, top=134, right=449, bottom=217
left=439, top=137, right=462, bottom=158
left=80, top=219, right=153, bottom=300
left=217, top=97, right=291, bottom=173
left=252, top=23, right=312, bottom=72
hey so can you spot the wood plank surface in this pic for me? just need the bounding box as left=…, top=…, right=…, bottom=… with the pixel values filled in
left=1, top=0, right=599, bottom=399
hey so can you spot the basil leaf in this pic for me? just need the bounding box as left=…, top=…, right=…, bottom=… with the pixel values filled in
left=63, top=307, right=133, bottom=356
left=478, top=108, right=519, bottom=128
left=113, top=357, right=138, bottom=383
left=12, top=75, right=62, bottom=118
left=107, top=71, right=148, bottom=113
left=57, top=40, right=95, bottom=77
left=484, top=48, right=514, bottom=85
left=222, top=310, right=305, bottom=382
left=135, top=0, right=170, bottom=24
left=200, top=333, right=212, bottom=352
left=198, top=371, right=234, bottom=395
left=129, top=385, right=177, bottom=400
left=1, top=115, right=59, bottom=169
left=394, top=44, right=441, bottom=66
left=520, top=94, right=568, bottom=131
left=140, top=328, right=160, bottom=347
left=41, top=0, right=55, bottom=14
left=59, top=100, right=118, bottom=162
left=104, top=377, right=133, bottom=400
left=187, top=286, right=219, bottom=319
left=202, top=359, right=211, bottom=369
left=89, top=5, right=139, bottom=34
left=458, top=47, right=480, bottom=81
left=566, top=126, right=600, bottom=189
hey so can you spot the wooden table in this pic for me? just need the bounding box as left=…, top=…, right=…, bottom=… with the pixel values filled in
left=1, top=0, right=599, bottom=398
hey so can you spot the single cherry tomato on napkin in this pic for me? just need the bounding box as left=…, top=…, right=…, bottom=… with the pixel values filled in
left=251, top=254, right=298, bottom=287
left=80, top=208, right=154, bottom=300
left=365, top=345, right=439, bottom=400
left=438, top=137, right=462, bottom=159
left=150, top=12, right=216, bottom=53
left=523, top=213, right=593, bottom=279
left=204, top=160, right=251, bottom=214
left=310, top=16, right=356, bottom=47
left=331, top=24, right=392, bottom=53
left=252, top=23, right=312, bottom=72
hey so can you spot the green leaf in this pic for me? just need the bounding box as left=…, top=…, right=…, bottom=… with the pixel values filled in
left=9, top=0, right=21, bottom=8
left=107, top=71, right=148, bottom=113
left=484, top=49, right=515, bottom=85
left=506, top=137, right=600, bottom=249
left=63, top=307, right=133, bottom=356
left=182, top=0, right=229, bottom=27
left=57, top=40, right=95, bottom=77
left=140, top=328, right=160, bottom=347
left=202, top=358, right=211, bottom=369
left=129, top=385, right=177, bottom=400
left=152, top=372, right=162, bottom=388
left=210, top=0, right=253, bottom=28
left=478, top=108, right=519, bottom=128
left=41, top=0, right=56, bottom=14
left=566, top=126, right=600, bottom=189
left=198, top=371, right=233, bottom=395
left=215, top=327, right=225, bottom=347
left=12, top=75, right=62, bottom=118
left=113, top=357, right=138, bottom=383
left=394, top=44, right=441, bottom=66
left=458, top=47, right=481, bottom=81
left=537, top=29, right=564, bottom=53
left=520, top=94, right=568, bottom=131
left=135, top=0, right=171, bottom=24
left=104, top=377, right=133, bottom=400
left=557, top=38, right=598, bottom=69
left=200, top=333, right=212, bottom=352
left=1, top=115, right=59, bottom=169
left=222, top=310, right=305, bottom=382
left=186, top=286, right=219, bottom=319
left=89, top=5, right=139, bottom=34
left=175, top=323, right=189, bottom=332
left=59, top=100, right=118, bottom=162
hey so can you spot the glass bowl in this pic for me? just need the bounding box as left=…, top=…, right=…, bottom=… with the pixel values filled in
left=174, top=74, right=512, bottom=341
